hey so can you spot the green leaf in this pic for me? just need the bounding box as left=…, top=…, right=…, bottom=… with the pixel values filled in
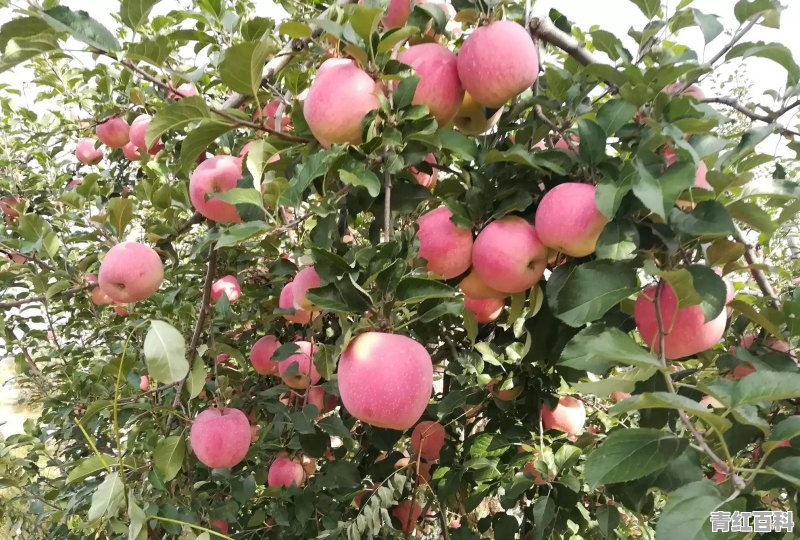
left=734, top=0, right=781, bottom=28
left=17, top=213, right=60, bottom=258
left=128, top=497, right=147, bottom=540
left=669, top=201, right=735, bottom=237
left=595, top=99, right=636, bottom=135
left=42, top=6, right=121, bottom=52
left=0, top=17, right=50, bottom=52
left=393, top=75, right=420, bottom=110
left=185, top=356, right=206, bottom=400
left=577, top=118, right=606, bottom=165
left=729, top=299, right=785, bottom=338
left=179, top=120, right=235, bottom=173
left=726, top=41, right=800, bottom=85
left=126, top=36, right=172, bottom=66
left=396, top=277, right=455, bottom=303
left=278, top=21, right=312, bottom=39
left=153, top=435, right=185, bottom=482
left=730, top=371, right=800, bottom=406
left=87, top=472, right=124, bottom=522
left=633, top=159, right=695, bottom=219
left=120, top=0, right=161, bottom=30
left=0, top=34, right=59, bottom=73
left=107, top=198, right=134, bottom=238
left=339, top=168, right=381, bottom=197
left=378, top=27, right=416, bottom=54
left=143, top=320, right=189, bottom=384
left=146, top=96, right=211, bottom=148
left=609, top=392, right=732, bottom=433
left=766, top=416, right=800, bottom=451
left=438, top=129, right=478, bottom=161
left=547, top=261, right=638, bottom=327
left=685, top=265, right=727, bottom=321
left=66, top=454, right=115, bottom=484
left=209, top=188, right=264, bottom=208
left=215, top=221, right=268, bottom=249
left=595, top=220, right=638, bottom=261
left=560, top=325, right=660, bottom=372
left=279, top=150, right=333, bottom=207
left=219, top=39, right=273, bottom=97
left=655, top=480, right=736, bottom=540
left=629, top=0, right=661, bottom=18
left=692, top=10, right=723, bottom=44
left=596, top=505, right=620, bottom=538
left=349, top=5, right=383, bottom=42
left=584, top=428, right=687, bottom=487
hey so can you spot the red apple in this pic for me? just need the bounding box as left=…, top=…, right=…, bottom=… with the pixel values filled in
left=410, top=421, right=446, bottom=461
left=453, top=92, right=503, bottom=135
left=464, top=296, right=504, bottom=323
left=121, top=142, right=141, bottom=161
left=168, top=82, right=198, bottom=99
left=95, top=117, right=130, bottom=148
left=190, top=408, right=251, bottom=469
left=541, top=396, right=586, bottom=436
left=98, top=242, right=164, bottom=303
left=488, top=380, right=523, bottom=401
left=210, top=520, right=228, bottom=534
left=292, top=266, right=321, bottom=311
left=391, top=499, right=422, bottom=534
left=268, top=453, right=306, bottom=487
left=250, top=336, right=281, bottom=376
left=279, top=281, right=314, bottom=324
left=210, top=275, right=241, bottom=303
left=75, top=138, right=103, bottom=164
left=417, top=206, right=473, bottom=279
left=535, top=183, right=609, bottom=257
left=278, top=341, right=321, bottom=389
left=411, top=153, right=438, bottom=189
left=459, top=270, right=506, bottom=299
left=663, top=147, right=712, bottom=190
left=139, top=375, right=149, bottom=391
left=255, top=99, right=291, bottom=131
left=664, top=82, right=705, bottom=100
left=397, top=43, right=463, bottom=125
left=189, top=154, right=243, bottom=223
left=129, top=114, right=162, bottom=154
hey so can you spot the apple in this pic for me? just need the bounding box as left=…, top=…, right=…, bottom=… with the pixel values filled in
left=129, top=114, right=162, bottom=154
left=278, top=341, right=321, bottom=389
left=216, top=353, right=229, bottom=364
left=471, top=216, right=548, bottom=294
left=664, top=82, right=705, bottom=100
left=411, top=153, right=438, bottom=189
left=210, top=520, right=228, bottom=534
left=453, top=92, right=503, bottom=135
left=488, top=380, right=523, bottom=401
left=456, top=20, right=539, bottom=107
left=410, top=421, right=446, bottom=461
left=85, top=273, right=98, bottom=285
left=210, top=275, right=241, bottom=303
left=98, top=242, right=164, bottom=303
left=535, top=183, right=609, bottom=257
left=609, top=391, right=631, bottom=403
left=663, top=147, right=712, bottom=190
left=303, top=58, right=380, bottom=147
left=391, top=499, right=422, bottom=534
left=292, top=266, right=321, bottom=311
left=0, top=196, right=21, bottom=219
left=416, top=206, right=473, bottom=279
left=464, top=296, right=504, bottom=323
left=306, top=386, right=337, bottom=415
left=381, top=0, right=450, bottom=28
left=75, top=138, right=103, bottom=164
left=520, top=449, right=550, bottom=485
left=634, top=282, right=727, bottom=360
left=397, top=43, right=463, bottom=126
left=268, top=452, right=305, bottom=487
left=255, top=99, right=291, bottom=131
left=113, top=304, right=130, bottom=316
left=190, top=407, right=251, bottom=469
left=541, top=396, right=586, bottom=436
left=459, top=270, right=506, bottom=299
left=91, top=287, right=114, bottom=305
left=95, top=117, right=130, bottom=148
left=301, top=454, right=317, bottom=477
left=168, top=82, right=198, bottom=99
left=279, top=281, right=314, bottom=324
left=534, top=135, right=579, bottom=153
left=121, top=142, right=141, bottom=161
left=189, top=154, right=243, bottom=223
left=699, top=395, right=723, bottom=409
left=338, top=332, right=433, bottom=430
left=250, top=336, right=281, bottom=376
left=139, top=375, right=149, bottom=391
left=394, top=456, right=432, bottom=483
left=67, top=178, right=82, bottom=189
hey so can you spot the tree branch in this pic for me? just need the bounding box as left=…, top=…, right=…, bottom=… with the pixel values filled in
left=701, top=96, right=800, bottom=137
left=528, top=17, right=603, bottom=66
left=383, top=170, right=392, bottom=243
left=733, top=226, right=780, bottom=309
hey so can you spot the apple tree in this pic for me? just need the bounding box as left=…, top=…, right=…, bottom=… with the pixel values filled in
left=0, top=0, right=799, bottom=538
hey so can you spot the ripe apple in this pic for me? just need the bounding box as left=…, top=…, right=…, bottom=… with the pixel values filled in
left=471, top=216, right=547, bottom=294
left=664, top=82, right=705, bottom=100
left=85, top=273, right=98, bottom=285
left=210, top=520, right=228, bottom=534
left=303, top=58, right=380, bottom=147
left=634, top=282, right=727, bottom=360
left=113, top=304, right=130, bottom=316
left=75, top=138, right=103, bottom=164
left=410, top=421, right=446, bottom=461
left=411, top=153, right=438, bottom=189
left=255, top=99, right=291, bottom=131
left=189, top=407, right=251, bottom=469
left=96, top=117, right=130, bottom=148
left=381, top=0, right=450, bottom=28
left=397, top=43, right=463, bottom=126
left=663, top=147, right=712, bottom=190
left=129, top=114, right=162, bottom=154
left=98, top=242, right=164, bottom=303
left=535, top=183, right=609, bottom=257
left=338, top=332, right=433, bottom=430
left=139, top=375, right=149, bottom=391
left=279, top=281, right=314, bottom=324
left=121, top=142, right=141, bottom=161
left=168, top=82, right=198, bottom=99
left=278, top=341, right=321, bottom=389
left=391, top=499, right=422, bottom=534
left=210, top=275, right=241, bottom=303
left=250, top=336, right=281, bottom=376
left=459, top=270, right=506, bottom=299
left=292, top=266, right=321, bottom=311
left=520, top=448, right=551, bottom=485
left=417, top=206, right=473, bottom=279
left=452, top=92, right=503, bottom=135
left=456, top=20, right=539, bottom=108
left=189, top=154, right=243, bottom=223
left=464, top=296, right=504, bottom=323
left=268, top=452, right=306, bottom=487
left=306, top=386, right=337, bottom=415
left=541, top=396, right=586, bottom=436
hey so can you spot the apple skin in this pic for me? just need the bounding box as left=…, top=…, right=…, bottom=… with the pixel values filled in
left=268, top=453, right=306, bottom=487
left=459, top=270, right=506, bottom=300
left=410, top=421, right=446, bottom=461
left=456, top=20, right=539, bottom=108
left=210, top=275, right=241, bottom=303
left=129, top=114, right=162, bottom=154
left=397, top=43, right=463, bottom=126
left=634, top=282, right=727, bottom=360
left=139, top=375, right=149, bottom=391
left=609, top=391, right=631, bottom=403
left=417, top=207, right=473, bottom=279
left=113, top=304, right=130, bottom=316
left=210, top=520, right=228, bottom=534
left=306, top=386, right=337, bottom=415
left=292, top=266, right=321, bottom=311
left=189, top=407, right=251, bottom=469
left=278, top=341, right=321, bottom=389
left=338, top=332, right=433, bottom=430
left=255, top=99, right=291, bottom=131
left=98, top=242, right=164, bottom=303
left=663, top=147, right=712, bottom=190
left=381, top=0, right=450, bottom=28
left=0, top=196, right=21, bottom=218
left=453, top=92, right=503, bottom=135
left=464, top=296, right=504, bottom=323
left=76, top=138, right=103, bottom=164
left=121, top=142, right=141, bottom=161
left=411, top=153, right=438, bottom=189
left=664, top=82, right=705, bottom=100
left=488, top=380, right=523, bottom=401
left=303, top=58, right=380, bottom=147
left=541, top=396, right=586, bottom=436
left=250, top=336, right=281, bottom=376
left=91, top=287, right=114, bottom=305
left=279, top=281, right=314, bottom=324
left=95, top=117, right=130, bottom=148
left=168, top=82, right=198, bottom=99
left=189, top=154, right=243, bottom=223
left=535, top=183, right=609, bottom=257
left=392, top=500, right=423, bottom=534
left=472, top=216, right=548, bottom=294
left=520, top=449, right=550, bottom=485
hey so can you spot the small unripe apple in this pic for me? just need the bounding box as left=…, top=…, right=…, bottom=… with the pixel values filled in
left=464, top=296, right=504, bottom=323
left=268, top=453, right=306, bottom=487
left=453, top=92, right=503, bottom=135
left=139, top=375, right=149, bottom=391
left=411, top=153, right=438, bottom=189
left=472, top=216, right=547, bottom=294
left=76, top=138, right=103, bottom=164
left=292, top=266, right=321, bottom=311
left=189, top=155, right=243, bottom=223
left=417, top=206, right=473, bottom=279
left=250, top=336, right=281, bottom=376
left=459, top=270, right=506, bottom=299
left=535, top=183, right=609, bottom=257
left=95, top=117, right=130, bottom=148
left=541, top=396, right=586, bottom=436
left=210, top=275, right=241, bottom=303
left=391, top=499, right=422, bottom=534
left=397, top=43, right=463, bottom=126
left=129, top=114, right=162, bottom=154
left=98, top=242, right=164, bottom=303
left=190, top=407, right=251, bottom=469
left=410, top=421, right=446, bottom=461
left=121, top=142, right=141, bottom=161
left=278, top=341, right=321, bottom=389
left=279, top=281, right=314, bottom=324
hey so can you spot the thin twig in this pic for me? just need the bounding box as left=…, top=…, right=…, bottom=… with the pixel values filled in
left=733, top=226, right=780, bottom=309
left=528, top=17, right=603, bottom=66
left=701, top=97, right=800, bottom=137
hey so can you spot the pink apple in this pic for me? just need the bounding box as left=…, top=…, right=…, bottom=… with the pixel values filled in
left=664, top=82, right=705, bottom=100
left=663, top=147, right=712, bottom=190
left=292, top=266, right=321, bottom=311
left=113, top=304, right=130, bottom=316
left=139, top=375, right=149, bottom=391
left=634, top=282, right=727, bottom=359
left=471, top=216, right=547, bottom=294
left=279, top=281, right=314, bottom=324
left=98, top=242, right=164, bottom=303
left=216, top=353, right=230, bottom=364
left=95, top=117, right=130, bottom=148
left=457, top=20, right=539, bottom=107
left=338, top=332, right=433, bottom=430
left=85, top=273, right=98, bottom=285
left=459, top=270, right=506, bottom=299
left=129, top=114, right=162, bottom=154
left=397, top=43, right=463, bottom=125
left=391, top=499, right=422, bottom=534
left=411, top=153, right=438, bottom=189
left=250, top=336, right=281, bottom=376
left=417, top=207, right=473, bottom=279
left=121, top=142, right=141, bottom=161
left=541, top=396, right=586, bottom=436
left=190, top=407, right=251, bottom=469
left=609, top=391, right=631, bottom=403
left=731, top=364, right=755, bottom=379
left=189, top=154, right=243, bottom=223
left=268, top=452, right=305, bottom=487
left=278, top=341, right=321, bottom=389
left=464, top=296, right=504, bottom=323
left=255, top=100, right=291, bottom=131
left=67, top=178, right=81, bottom=188
left=520, top=448, right=550, bottom=485
left=381, top=0, right=451, bottom=29
left=303, top=58, right=380, bottom=147
left=306, top=386, right=337, bottom=415
left=76, top=138, right=103, bottom=164
left=535, top=183, right=609, bottom=257
left=410, top=421, right=446, bottom=461
left=168, top=82, right=198, bottom=99
left=210, top=275, right=241, bottom=303
left=91, top=287, right=114, bottom=305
